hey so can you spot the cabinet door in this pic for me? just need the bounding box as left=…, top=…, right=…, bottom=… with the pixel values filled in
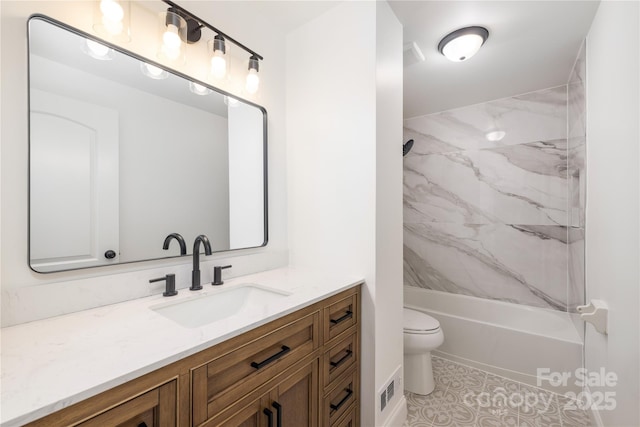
left=269, top=359, right=319, bottom=427
left=214, top=395, right=270, bottom=427
left=77, top=380, right=176, bottom=427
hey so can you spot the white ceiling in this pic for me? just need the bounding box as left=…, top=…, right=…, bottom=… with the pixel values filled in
left=389, top=0, right=600, bottom=118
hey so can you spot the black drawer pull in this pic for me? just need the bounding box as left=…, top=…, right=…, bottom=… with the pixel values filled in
left=330, top=310, right=353, bottom=325
left=272, top=401, right=282, bottom=427
left=137, top=423, right=147, bottom=427
left=330, top=388, right=353, bottom=411
left=263, top=408, right=273, bottom=427
left=251, top=345, right=291, bottom=369
left=330, top=349, right=353, bottom=368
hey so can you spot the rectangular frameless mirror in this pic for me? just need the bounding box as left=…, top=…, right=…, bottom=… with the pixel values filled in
left=28, top=15, right=267, bottom=273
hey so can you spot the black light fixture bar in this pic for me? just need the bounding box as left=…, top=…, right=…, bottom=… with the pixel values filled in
left=161, top=0, right=264, bottom=60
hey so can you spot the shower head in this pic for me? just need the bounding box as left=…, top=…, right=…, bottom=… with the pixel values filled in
left=403, top=139, right=414, bottom=157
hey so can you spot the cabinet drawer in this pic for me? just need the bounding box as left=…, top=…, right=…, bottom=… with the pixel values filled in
left=77, top=380, right=176, bottom=427
left=324, top=294, right=357, bottom=343
left=333, top=402, right=359, bottom=427
left=323, top=332, right=357, bottom=390
left=323, top=369, right=358, bottom=427
left=192, top=312, right=320, bottom=424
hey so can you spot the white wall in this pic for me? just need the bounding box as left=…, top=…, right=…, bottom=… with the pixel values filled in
left=585, top=2, right=640, bottom=426
left=0, top=1, right=288, bottom=326
left=287, top=2, right=404, bottom=425
left=228, top=102, right=265, bottom=248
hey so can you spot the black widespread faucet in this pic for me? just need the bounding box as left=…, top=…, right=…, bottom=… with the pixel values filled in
left=191, top=235, right=212, bottom=291
left=163, top=233, right=187, bottom=255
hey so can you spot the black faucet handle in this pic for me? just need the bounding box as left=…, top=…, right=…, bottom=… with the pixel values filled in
left=212, top=265, right=232, bottom=286
left=149, top=274, right=178, bottom=297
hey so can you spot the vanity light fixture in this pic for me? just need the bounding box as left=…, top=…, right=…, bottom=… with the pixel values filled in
left=245, top=55, right=260, bottom=94
left=209, top=35, right=227, bottom=79
left=438, top=26, right=489, bottom=62
left=189, top=81, right=212, bottom=96
left=158, top=9, right=189, bottom=62
left=156, top=0, right=264, bottom=93
left=83, top=38, right=114, bottom=60
left=93, top=0, right=130, bottom=42
left=140, top=62, right=169, bottom=80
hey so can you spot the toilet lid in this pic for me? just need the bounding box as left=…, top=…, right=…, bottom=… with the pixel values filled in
left=403, top=308, right=440, bottom=332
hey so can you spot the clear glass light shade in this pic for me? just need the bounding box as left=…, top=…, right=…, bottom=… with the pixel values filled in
left=245, top=68, right=259, bottom=94
left=140, top=62, right=168, bottom=80
left=158, top=11, right=187, bottom=63
left=189, top=81, right=212, bottom=96
left=93, top=0, right=130, bottom=42
left=442, top=33, right=484, bottom=62
left=82, top=38, right=113, bottom=60
left=224, top=96, right=239, bottom=107
left=208, top=39, right=227, bottom=79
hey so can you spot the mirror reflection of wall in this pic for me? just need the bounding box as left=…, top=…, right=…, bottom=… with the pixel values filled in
left=28, top=17, right=267, bottom=273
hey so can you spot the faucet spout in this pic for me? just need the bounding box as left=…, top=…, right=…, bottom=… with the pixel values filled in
left=163, top=233, right=187, bottom=255
left=191, top=235, right=212, bottom=291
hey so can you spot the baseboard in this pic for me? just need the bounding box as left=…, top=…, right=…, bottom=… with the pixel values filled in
left=382, top=395, right=407, bottom=427
left=433, top=350, right=581, bottom=395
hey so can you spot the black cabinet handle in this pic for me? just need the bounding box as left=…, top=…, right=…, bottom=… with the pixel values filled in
left=250, top=345, right=291, bottom=369
left=329, top=349, right=353, bottom=368
left=330, top=310, right=353, bottom=325
left=330, top=388, right=353, bottom=411
left=263, top=408, right=273, bottom=427
left=137, top=423, right=148, bottom=427
left=272, top=401, right=282, bottom=427
left=104, top=250, right=116, bottom=259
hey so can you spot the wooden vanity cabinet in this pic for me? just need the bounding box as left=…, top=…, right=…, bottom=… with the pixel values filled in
left=25, top=286, right=360, bottom=427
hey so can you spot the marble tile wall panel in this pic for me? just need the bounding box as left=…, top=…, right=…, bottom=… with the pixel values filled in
left=567, top=41, right=586, bottom=313
left=403, top=85, right=567, bottom=156
left=404, top=223, right=568, bottom=310
left=403, top=85, right=573, bottom=311
left=403, top=139, right=568, bottom=225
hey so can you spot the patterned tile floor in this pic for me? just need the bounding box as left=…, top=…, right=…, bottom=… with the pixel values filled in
left=404, top=356, right=593, bottom=427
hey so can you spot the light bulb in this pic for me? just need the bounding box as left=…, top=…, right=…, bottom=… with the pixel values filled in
left=161, top=24, right=182, bottom=61
left=210, top=51, right=227, bottom=79
left=100, top=0, right=124, bottom=35
left=84, top=39, right=112, bottom=60
left=246, top=68, right=259, bottom=94
left=189, top=81, right=211, bottom=96
left=100, top=0, right=124, bottom=22
left=141, top=62, right=168, bottom=80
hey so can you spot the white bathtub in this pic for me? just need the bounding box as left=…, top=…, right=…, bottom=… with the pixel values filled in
left=404, top=286, right=584, bottom=393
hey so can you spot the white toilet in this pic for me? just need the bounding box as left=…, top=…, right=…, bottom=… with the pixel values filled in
left=403, top=307, right=444, bottom=395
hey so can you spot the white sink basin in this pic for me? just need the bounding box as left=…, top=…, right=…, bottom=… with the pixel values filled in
left=151, top=284, right=291, bottom=328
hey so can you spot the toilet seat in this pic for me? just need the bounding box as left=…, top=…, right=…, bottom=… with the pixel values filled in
left=403, top=308, right=440, bottom=334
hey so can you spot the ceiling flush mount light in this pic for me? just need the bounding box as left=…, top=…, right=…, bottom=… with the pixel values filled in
left=209, top=35, right=227, bottom=79
left=93, top=0, right=130, bottom=42
left=245, top=55, right=260, bottom=95
left=140, top=62, right=168, bottom=80
left=438, top=26, right=489, bottom=62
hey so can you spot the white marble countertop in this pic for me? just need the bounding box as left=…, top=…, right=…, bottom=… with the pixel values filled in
left=0, top=267, right=363, bottom=427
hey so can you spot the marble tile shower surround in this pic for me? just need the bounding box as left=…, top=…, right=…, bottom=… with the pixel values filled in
left=403, top=85, right=578, bottom=311
left=567, top=41, right=586, bottom=312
